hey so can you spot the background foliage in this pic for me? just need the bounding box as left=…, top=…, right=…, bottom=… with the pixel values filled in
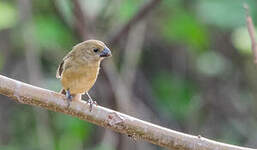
left=0, top=0, right=257, bottom=150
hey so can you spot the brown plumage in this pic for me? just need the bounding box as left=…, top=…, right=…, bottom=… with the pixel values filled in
left=56, top=40, right=111, bottom=111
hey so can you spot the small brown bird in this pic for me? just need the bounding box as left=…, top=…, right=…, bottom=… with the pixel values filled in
left=56, top=40, right=112, bottom=111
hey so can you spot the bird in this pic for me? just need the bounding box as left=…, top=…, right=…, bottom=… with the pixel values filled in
left=56, top=39, right=112, bottom=111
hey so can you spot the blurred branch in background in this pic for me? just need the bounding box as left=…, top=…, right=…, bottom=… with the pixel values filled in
left=108, top=0, right=162, bottom=45
left=18, top=0, right=54, bottom=149
left=244, top=3, right=257, bottom=64
left=103, top=21, right=156, bottom=150
left=0, top=74, right=256, bottom=150
left=73, top=0, right=89, bottom=40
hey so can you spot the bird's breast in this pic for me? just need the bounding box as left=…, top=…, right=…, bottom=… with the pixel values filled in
left=61, top=63, right=100, bottom=94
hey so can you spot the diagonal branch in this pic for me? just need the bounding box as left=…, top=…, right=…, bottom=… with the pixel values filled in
left=108, top=0, right=162, bottom=45
left=0, top=74, right=255, bottom=150
left=244, top=4, right=257, bottom=64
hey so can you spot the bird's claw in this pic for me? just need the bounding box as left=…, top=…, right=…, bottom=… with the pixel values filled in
left=87, top=98, right=97, bottom=112
left=66, top=89, right=72, bottom=108
left=66, top=97, right=72, bottom=108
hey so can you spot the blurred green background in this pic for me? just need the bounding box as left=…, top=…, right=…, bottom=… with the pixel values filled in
left=0, top=0, right=257, bottom=149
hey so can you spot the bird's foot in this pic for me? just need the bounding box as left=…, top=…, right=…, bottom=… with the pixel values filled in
left=87, top=98, right=97, bottom=112
left=66, top=89, right=72, bottom=108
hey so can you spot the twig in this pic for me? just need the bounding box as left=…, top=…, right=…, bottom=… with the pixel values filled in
left=0, top=74, right=255, bottom=150
left=244, top=4, right=257, bottom=64
left=108, top=0, right=162, bottom=45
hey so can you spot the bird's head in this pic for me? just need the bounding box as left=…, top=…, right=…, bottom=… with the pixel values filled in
left=73, top=39, right=112, bottom=62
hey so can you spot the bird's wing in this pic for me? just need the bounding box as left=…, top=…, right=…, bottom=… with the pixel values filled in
left=56, top=52, right=73, bottom=79
left=56, top=60, right=64, bottom=79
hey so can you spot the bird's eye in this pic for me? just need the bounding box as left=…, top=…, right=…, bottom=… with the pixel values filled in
left=93, top=48, right=99, bottom=53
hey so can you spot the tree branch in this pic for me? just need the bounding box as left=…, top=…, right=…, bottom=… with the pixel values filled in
left=0, top=75, right=255, bottom=150
left=73, top=0, right=89, bottom=40
left=244, top=4, right=257, bottom=64
left=108, top=0, right=162, bottom=45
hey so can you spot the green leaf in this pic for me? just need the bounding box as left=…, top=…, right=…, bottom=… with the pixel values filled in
left=0, top=2, right=17, bottom=30
left=231, top=27, right=252, bottom=54
left=152, top=72, right=196, bottom=119
left=55, top=114, right=93, bottom=139
left=0, top=145, right=19, bottom=150
left=118, top=0, right=144, bottom=22
left=54, top=114, right=93, bottom=150
left=0, top=53, right=4, bottom=71
left=161, top=10, right=209, bottom=50
left=34, top=15, right=74, bottom=49
left=196, top=51, right=230, bottom=76
left=196, top=0, right=257, bottom=29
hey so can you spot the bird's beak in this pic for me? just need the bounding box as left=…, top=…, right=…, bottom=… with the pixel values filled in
left=100, top=47, right=112, bottom=57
